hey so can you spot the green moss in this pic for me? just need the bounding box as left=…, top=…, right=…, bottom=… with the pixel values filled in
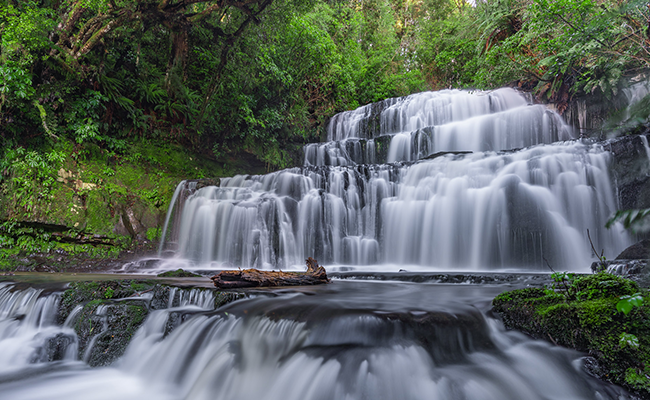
left=572, top=272, right=638, bottom=301
left=577, top=298, right=616, bottom=326
left=626, top=367, right=650, bottom=392
left=59, top=280, right=156, bottom=322
left=492, top=272, right=650, bottom=397
left=494, top=287, right=546, bottom=303
left=129, top=281, right=150, bottom=292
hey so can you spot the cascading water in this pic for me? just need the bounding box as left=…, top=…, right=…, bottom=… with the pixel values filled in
left=0, top=281, right=635, bottom=399
left=159, top=88, right=629, bottom=271
left=0, top=283, right=77, bottom=373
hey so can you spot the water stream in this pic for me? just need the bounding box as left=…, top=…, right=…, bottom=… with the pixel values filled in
left=0, top=280, right=634, bottom=399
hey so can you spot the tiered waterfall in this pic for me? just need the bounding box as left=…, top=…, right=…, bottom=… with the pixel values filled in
left=160, top=88, right=630, bottom=271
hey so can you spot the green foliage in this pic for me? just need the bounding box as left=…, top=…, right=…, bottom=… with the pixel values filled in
left=607, top=209, right=650, bottom=233
left=0, top=146, right=66, bottom=219
left=0, top=135, right=228, bottom=263
left=104, top=287, right=115, bottom=299
left=146, top=227, right=160, bottom=242
left=572, top=273, right=639, bottom=300
left=414, top=0, right=648, bottom=101
left=618, top=293, right=644, bottom=315
left=626, top=366, right=650, bottom=392
left=619, top=332, right=640, bottom=349
left=2, top=0, right=645, bottom=171
left=0, top=0, right=432, bottom=169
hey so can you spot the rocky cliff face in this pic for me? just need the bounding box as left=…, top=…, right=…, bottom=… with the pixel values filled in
left=604, top=133, right=650, bottom=211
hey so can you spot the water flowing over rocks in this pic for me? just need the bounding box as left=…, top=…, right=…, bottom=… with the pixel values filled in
left=159, top=87, right=632, bottom=272
left=0, top=278, right=637, bottom=400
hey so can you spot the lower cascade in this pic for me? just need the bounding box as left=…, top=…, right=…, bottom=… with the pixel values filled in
left=159, top=88, right=629, bottom=271
left=0, top=281, right=635, bottom=399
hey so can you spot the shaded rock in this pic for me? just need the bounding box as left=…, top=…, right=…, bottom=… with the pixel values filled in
left=75, top=300, right=148, bottom=367
left=616, top=239, right=650, bottom=260
left=592, top=259, right=648, bottom=275
left=57, top=279, right=249, bottom=367
left=31, top=333, right=76, bottom=363
left=604, top=134, right=650, bottom=210
left=157, top=269, right=202, bottom=278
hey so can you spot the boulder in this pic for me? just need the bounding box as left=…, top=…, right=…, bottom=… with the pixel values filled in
left=616, top=239, right=650, bottom=260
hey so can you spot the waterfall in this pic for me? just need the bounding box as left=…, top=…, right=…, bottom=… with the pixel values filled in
left=0, top=283, right=77, bottom=372
left=160, top=88, right=629, bottom=271
left=0, top=282, right=632, bottom=399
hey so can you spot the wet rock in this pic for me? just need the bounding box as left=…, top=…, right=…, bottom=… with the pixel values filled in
left=57, top=279, right=249, bottom=367
left=150, top=285, right=173, bottom=310
left=616, top=239, right=650, bottom=260
left=192, top=178, right=221, bottom=189
left=604, top=133, right=650, bottom=210
left=73, top=300, right=148, bottom=367
left=31, top=333, right=76, bottom=363
left=157, top=269, right=202, bottom=278
left=592, top=259, right=648, bottom=275
left=215, top=291, right=247, bottom=308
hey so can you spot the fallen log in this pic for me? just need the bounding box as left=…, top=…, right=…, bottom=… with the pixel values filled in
left=210, top=257, right=329, bottom=289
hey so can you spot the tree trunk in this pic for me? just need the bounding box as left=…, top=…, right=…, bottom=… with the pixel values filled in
left=210, top=257, right=329, bottom=288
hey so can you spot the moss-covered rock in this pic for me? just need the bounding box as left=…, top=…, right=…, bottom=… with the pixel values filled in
left=214, top=291, right=247, bottom=308
left=72, top=299, right=148, bottom=367
left=493, top=272, right=650, bottom=397
left=59, top=280, right=156, bottom=322
left=58, top=279, right=247, bottom=367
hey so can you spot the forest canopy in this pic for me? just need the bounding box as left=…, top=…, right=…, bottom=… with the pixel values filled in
left=1, top=0, right=649, bottom=167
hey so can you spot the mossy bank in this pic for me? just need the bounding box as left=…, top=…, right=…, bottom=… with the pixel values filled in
left=0, top=138, right=270, bottom=271
left=492, top=272, right=650, bottom=398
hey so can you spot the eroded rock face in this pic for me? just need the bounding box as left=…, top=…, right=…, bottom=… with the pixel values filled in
left=604, top=133, right=650, bottom=211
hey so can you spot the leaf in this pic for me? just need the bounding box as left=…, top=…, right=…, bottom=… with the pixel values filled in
left=619, top=333, right=639, bottom=349
left=617, top=293, right=644, bottom=315
left=616, top=300, right=634, bottom=315
left=606, top=209, right=650, bottom=232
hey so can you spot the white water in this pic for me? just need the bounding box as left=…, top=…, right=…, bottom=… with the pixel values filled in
left=0, top=281, right=634, bottom=400
left=305, top=88, right=571, bottom=166
left=159, top=88, right=629, bottom=271
left=0, top=282, right=77, bottom=374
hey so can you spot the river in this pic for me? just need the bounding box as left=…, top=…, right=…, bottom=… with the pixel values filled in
left=0, top=279, right=634, bottom=399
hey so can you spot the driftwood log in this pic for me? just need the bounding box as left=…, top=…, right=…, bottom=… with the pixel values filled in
left=210, top=257, right=329, bottom=289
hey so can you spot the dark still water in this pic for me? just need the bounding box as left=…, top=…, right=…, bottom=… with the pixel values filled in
left=0, top=279, right=632, bottom=400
